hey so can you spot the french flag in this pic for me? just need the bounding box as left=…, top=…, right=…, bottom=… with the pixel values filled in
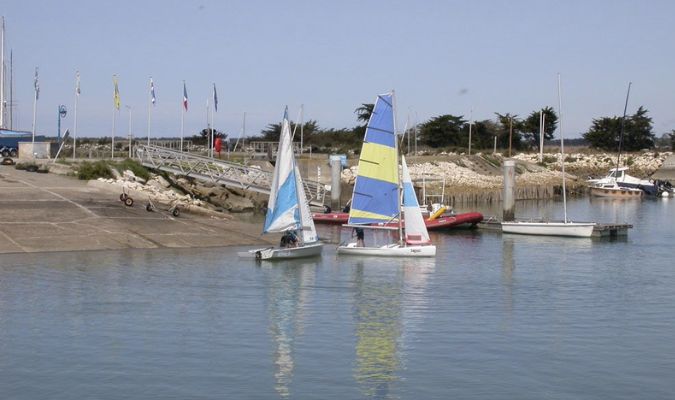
left=183, top=81, right=188, bottom=111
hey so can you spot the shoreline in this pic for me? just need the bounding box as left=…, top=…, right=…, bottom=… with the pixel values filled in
left=0, top=165, right=275, bottom=255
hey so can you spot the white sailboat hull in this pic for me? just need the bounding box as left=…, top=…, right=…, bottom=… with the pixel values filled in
left=250, top=242, right=324, bottom=260
left=337, top=242, right=436, bottom=257
left=501, top=221, right=595, bottom=237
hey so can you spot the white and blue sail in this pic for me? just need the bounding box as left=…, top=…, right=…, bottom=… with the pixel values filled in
left=263, top=108, right=317, bottom=243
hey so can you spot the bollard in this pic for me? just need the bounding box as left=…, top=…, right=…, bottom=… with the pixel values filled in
left=502, top=159, right=516, bottom=221
left=330, top=158, right=342, bottom=211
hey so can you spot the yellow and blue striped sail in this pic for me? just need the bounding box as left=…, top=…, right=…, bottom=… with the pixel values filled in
left=348, top=93, right=399, bottom=225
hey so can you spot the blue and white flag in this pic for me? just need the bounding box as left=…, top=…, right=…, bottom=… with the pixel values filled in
left=34, top=67, right=39, bottom=100
left=182, top=81, right=188, bottom=111
left=150, top=78, right=156, bottom=105
left=75, top=71, right=80, bottom=97
left=213, top=83, right=218, bottom=112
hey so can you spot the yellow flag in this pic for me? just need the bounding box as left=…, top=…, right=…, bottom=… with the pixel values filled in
left=113, top=75, right=121, bottom=110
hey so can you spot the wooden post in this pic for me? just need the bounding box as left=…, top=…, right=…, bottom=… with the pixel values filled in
left=503, top=159, right=516, bottom=221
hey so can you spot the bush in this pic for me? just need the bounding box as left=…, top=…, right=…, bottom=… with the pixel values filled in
left=541, top=155, right=557, bottom=164
left=78, top=160, right=114, bottom=180
left=15, top=162, right=38, bottom=171
left=115, top=158, right=150, bottom=181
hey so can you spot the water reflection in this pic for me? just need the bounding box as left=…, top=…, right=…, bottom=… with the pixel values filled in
left=351, top=258, right=434, bottom=399
left=502, top=237, right=515, bottom=321
left=262, top=260, right=317, bottom=398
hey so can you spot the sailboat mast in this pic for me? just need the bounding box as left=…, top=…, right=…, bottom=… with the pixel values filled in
left=1, top=16, right=5, bottom=129
left=392, top=90, right=403, bottom=246
left=557, top=74, right=568, bottom=224
left=615, top=82, right=632, bottom=178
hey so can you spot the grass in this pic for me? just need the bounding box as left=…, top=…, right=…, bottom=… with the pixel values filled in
left=15, top=162, right=38, bottom=171
left=75, top=158, right=151, bottom=181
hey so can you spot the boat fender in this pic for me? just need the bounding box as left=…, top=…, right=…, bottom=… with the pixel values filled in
left=428, top=206, right=447, bottom=221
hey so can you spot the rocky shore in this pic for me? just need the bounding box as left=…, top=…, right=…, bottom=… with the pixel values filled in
left=340, top=151, right=672, bottom=204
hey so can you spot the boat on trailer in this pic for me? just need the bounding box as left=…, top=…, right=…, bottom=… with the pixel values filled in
left=336, top=92, right=435, bottom=258
left=243, top=108, right=322, bottom=260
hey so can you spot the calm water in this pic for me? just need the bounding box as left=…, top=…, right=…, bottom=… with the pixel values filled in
left=1, top=198, right=674, bottom=399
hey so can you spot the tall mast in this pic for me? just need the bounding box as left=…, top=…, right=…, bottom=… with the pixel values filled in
left=392, top=90, right=403, bottom=246
left=1, top=16, right=5, bottom=129
left=557, top=73, right=567, bottom=223
left=615, top=82, right=632, bottom=178
left=8, top=49, right=12, bottom=129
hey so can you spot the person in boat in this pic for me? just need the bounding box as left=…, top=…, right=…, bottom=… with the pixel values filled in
left=342, top=204, right=350, bottom=213
left=323, top=205, right=332, bottom=213
left=280, top=230, right=298, bottom=248
left=352, top=227, right=365, bottom=247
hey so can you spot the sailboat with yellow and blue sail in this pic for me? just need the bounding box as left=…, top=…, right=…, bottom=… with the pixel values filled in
left=337, top=92, right=436, bottom=257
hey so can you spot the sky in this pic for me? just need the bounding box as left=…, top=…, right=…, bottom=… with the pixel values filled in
left=1, top=0, right=674, bottom=140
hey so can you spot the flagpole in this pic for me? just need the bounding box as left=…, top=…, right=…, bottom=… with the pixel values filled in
left=73, top=71, right=79, bottom=159
left=210, top=102, right=214, bottom=158
left=180, top=80, right=185, bottom=153
left=206, top=99, right=210, bottom=157
left=31, top=78, right=37, bottom=152
left=147, top=78, right=151, bottom=146
left=111, top=107, right=116, bottom=159
left=300, top=104, right=304, bottom=155
left=0, top=16, right=5, bottom=129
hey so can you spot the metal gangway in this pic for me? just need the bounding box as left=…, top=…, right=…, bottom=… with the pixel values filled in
left=135, top=145, right=328, bottom=205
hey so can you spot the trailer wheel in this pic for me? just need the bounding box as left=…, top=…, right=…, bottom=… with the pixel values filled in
left=146, top=203, right=154, bottom=212
left=9, top=149, right=17, bottom=158
left=120, top=193, right=127, bottom=201
left=172, top=207, right=180, bottom=217
left=1, top=150, right=8, bottom=157
left=124, top=197, right=134, bottom=207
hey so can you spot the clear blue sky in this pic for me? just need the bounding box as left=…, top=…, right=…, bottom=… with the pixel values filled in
left=2, top=0, right=674, bottom=140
